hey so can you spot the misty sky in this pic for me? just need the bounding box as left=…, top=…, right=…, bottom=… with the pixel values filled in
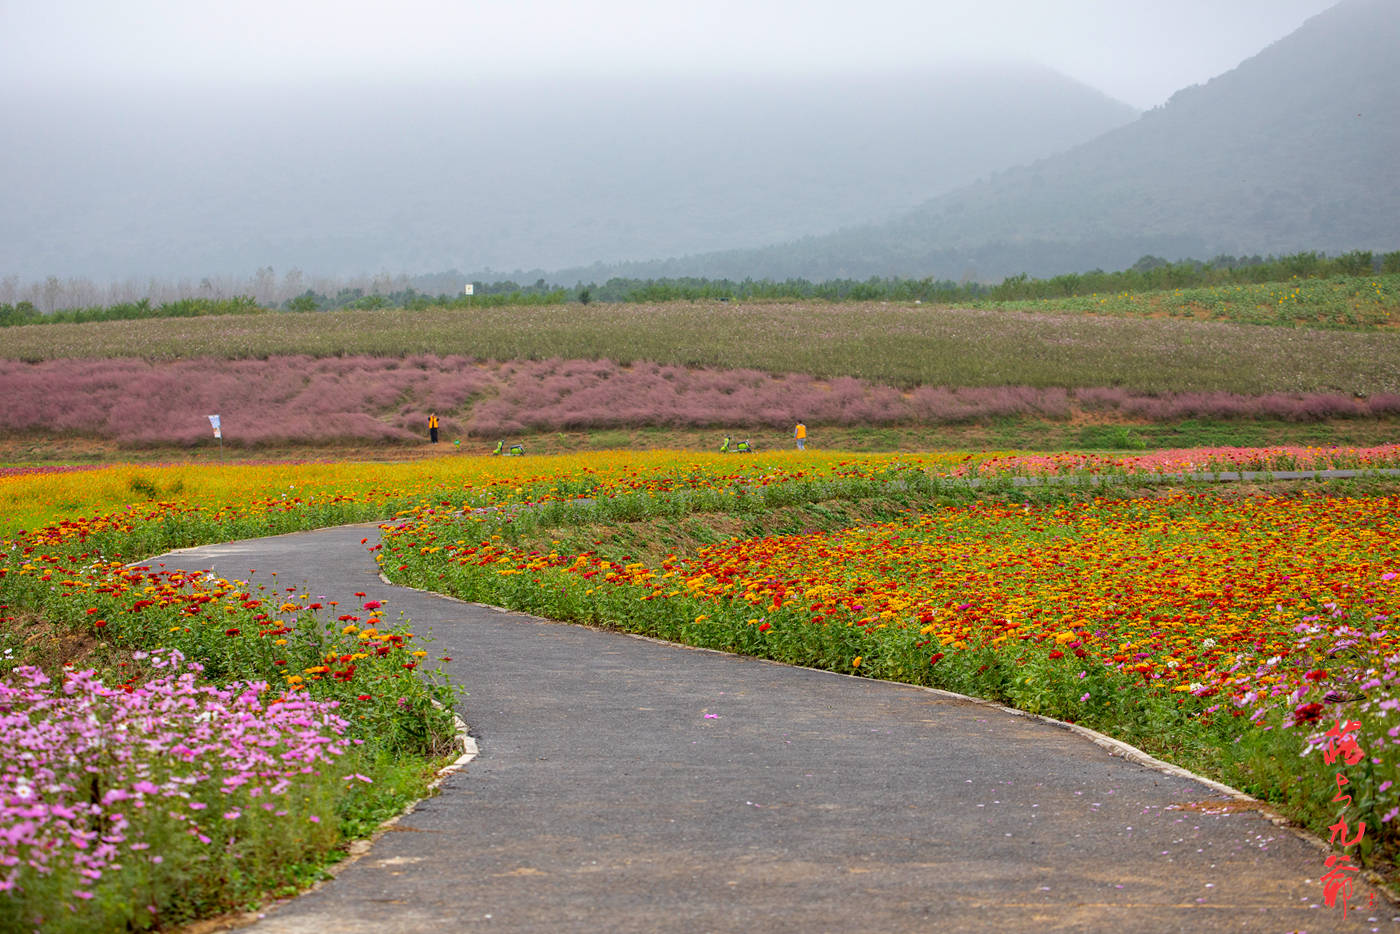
left=3, top=0, right=1338, bottom=109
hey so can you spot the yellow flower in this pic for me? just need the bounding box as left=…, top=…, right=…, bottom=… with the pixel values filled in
left=852, top=656, right=862, bottom=668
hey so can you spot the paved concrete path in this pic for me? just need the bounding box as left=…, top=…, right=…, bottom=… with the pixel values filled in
left=150, top=525, right=1397, bottom=933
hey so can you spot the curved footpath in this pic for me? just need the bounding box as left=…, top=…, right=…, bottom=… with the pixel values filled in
left=151, top=523, right=1398, bottom=933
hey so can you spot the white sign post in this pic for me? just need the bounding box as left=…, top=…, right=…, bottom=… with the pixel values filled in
left=208, top=415, right=222, bottom=455
left=463, top=283, right=475, bottom=296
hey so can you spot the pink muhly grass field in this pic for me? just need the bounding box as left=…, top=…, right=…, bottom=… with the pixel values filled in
left=0, top=355, right=1394, bottom=445
left=0, top=355, right=494, bottom=445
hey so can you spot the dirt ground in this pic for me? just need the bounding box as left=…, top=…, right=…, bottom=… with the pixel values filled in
left=2, top=417, right=1397, bottom=466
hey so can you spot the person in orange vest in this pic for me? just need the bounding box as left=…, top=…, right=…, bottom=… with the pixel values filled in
left=794, top=422, right=807, bottom=450
left=428, top=413, right=439, bottom=443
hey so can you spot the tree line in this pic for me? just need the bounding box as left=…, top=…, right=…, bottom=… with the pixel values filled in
left=3, top=249, right=1396, bottom=327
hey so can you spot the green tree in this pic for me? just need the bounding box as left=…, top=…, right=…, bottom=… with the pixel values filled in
left=287, top=292, right=320, bottom=313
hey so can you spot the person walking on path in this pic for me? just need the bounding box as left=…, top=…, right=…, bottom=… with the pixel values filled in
left=794, top=422, right=806, bottom=450
left=428, top=414, right=439, bottom=444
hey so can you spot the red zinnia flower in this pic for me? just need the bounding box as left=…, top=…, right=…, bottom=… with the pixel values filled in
left=1293, top=702, right=1325, bottom=724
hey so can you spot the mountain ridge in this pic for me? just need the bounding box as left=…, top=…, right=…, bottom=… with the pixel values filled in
left=555, top=0, right=1397, bottom=283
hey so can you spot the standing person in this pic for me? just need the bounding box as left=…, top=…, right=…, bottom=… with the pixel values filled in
left=428, top=413, right=439, bottom=444
left=794, top=422, right=807, bottom=450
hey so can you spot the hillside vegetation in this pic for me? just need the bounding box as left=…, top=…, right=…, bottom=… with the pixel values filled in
left=4, top=298, right=1399, bottom=396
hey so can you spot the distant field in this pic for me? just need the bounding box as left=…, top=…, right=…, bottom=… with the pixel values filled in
left=973, top=273, right=1399, bottom=330
left=5, top=301, right=1400, bottom=396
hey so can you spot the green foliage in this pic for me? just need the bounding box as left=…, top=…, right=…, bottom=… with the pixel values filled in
left=286, top=291, right=320, bottom=313
left=1075, top=425, right=1148, bottom=450
left=1, top=296, right=265, bottom=328
left=979, top=272, right=1400, bottom=330
left=0, top=301, right=40, bottom=327
left=551, top=250, right=1398, bottom=309
left=347, top=294, right=391, bottom=310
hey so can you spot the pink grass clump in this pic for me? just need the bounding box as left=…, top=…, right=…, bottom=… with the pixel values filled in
left=0, top=355, right=495, bottom=446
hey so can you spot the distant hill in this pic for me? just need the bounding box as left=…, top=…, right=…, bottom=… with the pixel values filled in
left=573, top=0, right=1399, bottom=283
left=0, top=66, right=1134, bottom=281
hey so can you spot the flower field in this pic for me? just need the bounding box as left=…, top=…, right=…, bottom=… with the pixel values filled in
left=963, top=443, right=1400, bottom=478
left=369, top=449, right=1400, bottom=875
left=0, top=654, right=348, bottom=929
left=0, top=465, right=478, bottom=930
left=4, top=445, right=1400, bottom=927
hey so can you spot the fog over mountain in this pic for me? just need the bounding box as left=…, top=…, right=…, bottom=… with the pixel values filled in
left=0, top=65, right=1134, bottom=282
left=583, top=0, right=1398, bottom=283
